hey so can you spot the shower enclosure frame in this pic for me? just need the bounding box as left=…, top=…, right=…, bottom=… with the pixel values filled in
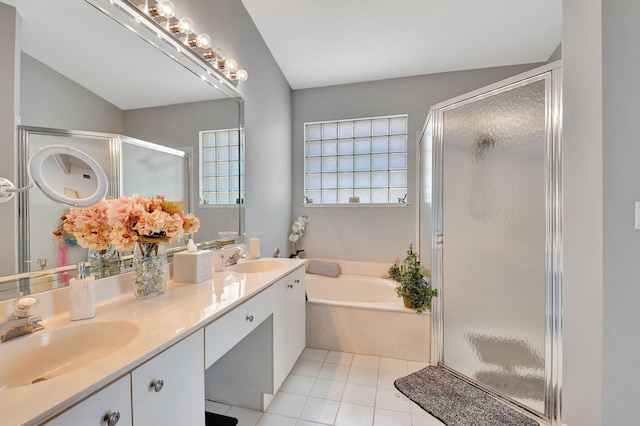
left=425, top=61, right=562, bottom=425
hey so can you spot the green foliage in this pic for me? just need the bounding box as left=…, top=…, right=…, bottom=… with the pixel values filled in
left=388, top=244, right=438, bottom=313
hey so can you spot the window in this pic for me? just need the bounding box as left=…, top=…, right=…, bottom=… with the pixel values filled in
left=304, top=115, right=408, bottom=204
left=199, top=128, right=244, bottom=205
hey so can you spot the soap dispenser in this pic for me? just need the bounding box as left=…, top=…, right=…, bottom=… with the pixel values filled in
left=69, top=262, right=96, bottom=321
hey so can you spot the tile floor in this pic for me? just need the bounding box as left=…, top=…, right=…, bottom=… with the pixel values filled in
left=205, top=348, right=446, bottom=426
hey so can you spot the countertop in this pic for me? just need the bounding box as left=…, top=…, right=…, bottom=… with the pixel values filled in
left=0, top=258, right=305, bottom=426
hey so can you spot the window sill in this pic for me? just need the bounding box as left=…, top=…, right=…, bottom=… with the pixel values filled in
left=302, top=203, right=409, bottom=208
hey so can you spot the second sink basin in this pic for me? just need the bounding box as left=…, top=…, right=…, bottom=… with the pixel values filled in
left=229, top=259, right=285, bottom=274
left=0, top=320, right=139, bottom=390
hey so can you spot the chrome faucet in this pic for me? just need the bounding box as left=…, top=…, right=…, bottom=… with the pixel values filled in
left=225, top=247, right=247, bottom=267
left=0, top=297, right=44, bottom=343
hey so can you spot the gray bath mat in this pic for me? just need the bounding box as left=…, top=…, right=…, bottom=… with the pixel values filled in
left=394, top=366, right=539, bottom=426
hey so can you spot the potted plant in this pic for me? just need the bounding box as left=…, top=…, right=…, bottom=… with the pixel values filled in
left=388, top=244, right=437, bottom=313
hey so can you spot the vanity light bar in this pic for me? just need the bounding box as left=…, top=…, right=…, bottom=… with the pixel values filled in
left=135, top=0, right=248, bottom=82
left=88, top=0, right=242, bottom=100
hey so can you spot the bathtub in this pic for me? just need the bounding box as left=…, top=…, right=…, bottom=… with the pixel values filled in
left=305, top=259, right=431, bottom=362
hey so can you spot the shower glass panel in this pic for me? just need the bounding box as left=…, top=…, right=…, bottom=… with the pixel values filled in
left=441, top=78, right=547, bottom=413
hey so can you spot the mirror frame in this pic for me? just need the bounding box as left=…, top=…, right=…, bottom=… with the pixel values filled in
left=1, top=0, right=245, bottom=300
left=28, top=144, right=109, bottom=207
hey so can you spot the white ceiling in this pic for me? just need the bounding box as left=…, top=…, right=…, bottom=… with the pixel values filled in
left=5, top=0, right=562, bottom=108
left=241, top=0, right=563, bottom=90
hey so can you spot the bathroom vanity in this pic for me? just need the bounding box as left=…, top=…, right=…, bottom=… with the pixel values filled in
left=0, top=258, right=306, bottom=426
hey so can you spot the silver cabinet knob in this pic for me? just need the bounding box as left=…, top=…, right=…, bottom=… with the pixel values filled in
left=150, top=379, right=164, bottom=392
left=103, top=411, right=120, bottom=425
left=294, top=279, right=300, bottom=284
left=287, top=284, right=293, bottom=289
left=246, top=314, right=254, bottom=322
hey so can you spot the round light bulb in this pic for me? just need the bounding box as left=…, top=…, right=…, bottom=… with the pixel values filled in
left=226, top=59, right=238, bottom=72
left=157, top=0, right=175, bottom=18
left=236, top=69, right=248, bottom=82
left=195, top=33, right=212, bottom=49
left=178, top=17, right=195, bottom=34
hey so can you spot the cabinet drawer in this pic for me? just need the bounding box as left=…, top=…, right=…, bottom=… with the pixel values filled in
left=205, top=290, right=273, bottom=368
left=45, top=374, right=132, bottom=426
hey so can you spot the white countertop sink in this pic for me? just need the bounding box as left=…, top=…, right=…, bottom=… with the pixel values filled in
left=0, top=320, right=139, bottom=390
left=229, top=259, right=285, bottom=274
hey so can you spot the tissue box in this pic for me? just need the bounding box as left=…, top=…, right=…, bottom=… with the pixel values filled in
left=173, top=250, right=213, bottom=283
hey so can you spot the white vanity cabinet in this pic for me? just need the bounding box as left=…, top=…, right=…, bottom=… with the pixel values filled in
left=16, top=261, right=307, bottom=426
left=273, top=266, right=306, bottom=390
left=44, top=375, right=132, bottom=426
left=204, top=287, right=272, bottom=368
left=131, top=329, right=204, bottom=426
left=204, top=265, right=306, bottom=408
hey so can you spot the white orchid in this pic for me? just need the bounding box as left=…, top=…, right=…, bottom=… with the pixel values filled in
left=288, top=215, right=309, bottom=257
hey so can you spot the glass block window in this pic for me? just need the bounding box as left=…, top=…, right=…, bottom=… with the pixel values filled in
left=304, top=115, right=408, bottom=204
left=199, top=128, right=244, bottom=205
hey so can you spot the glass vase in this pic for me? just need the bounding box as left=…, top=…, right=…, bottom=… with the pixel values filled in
left=88, top=246, right=121, bottom=279
left=132, top=242, right=167, bottom=299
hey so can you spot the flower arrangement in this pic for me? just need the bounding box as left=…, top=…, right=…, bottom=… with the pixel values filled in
left=288, top=215, right=310, bottom=258
left=54, top=194, right=200, bottom=252
left=105, top=194, right=200, bottom=252
left=387, top=244, right=437, bottom=313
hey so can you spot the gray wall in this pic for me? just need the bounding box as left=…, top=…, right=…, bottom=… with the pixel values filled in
left=20, top=53, right=123, bottom=133
left=0, top=4, right=20, bottom=275
left=562, top=0, right=603, bottom=425
left=178, top=0, right=293, bottom=257
left=602, top=1, right=640, bottom=424
left=291, top=64, right=543, bottom=263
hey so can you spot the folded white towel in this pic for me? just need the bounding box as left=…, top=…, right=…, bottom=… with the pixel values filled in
left=308, top=260, right=341, bottom=277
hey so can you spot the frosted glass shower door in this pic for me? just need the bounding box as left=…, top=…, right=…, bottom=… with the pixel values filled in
left=441, top=77, right=548, bottom=414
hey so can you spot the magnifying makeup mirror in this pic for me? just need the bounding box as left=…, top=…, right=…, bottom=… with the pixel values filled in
left=0, top=145, right=108, bottom=207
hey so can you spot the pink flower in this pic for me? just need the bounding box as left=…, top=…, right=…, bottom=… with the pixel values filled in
left=59, top=194, right=200, bottom=252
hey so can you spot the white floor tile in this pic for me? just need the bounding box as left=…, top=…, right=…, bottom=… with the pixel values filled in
left=347, top=367, right=379, bottom=387
left=226, top=406, right=263, bottom=426
left=301, top=347, right=329, bottom=362
left=318, top=363, right=351, bottom=382
left=375, top=388, right=411, bottom=413
left=256, top=412, right=297, bottom=426
left=309, top=378, right=346, bottom=401
left=378, top=358, right=408, bottom=374
left=218, top=349, right=436, bottom=426
left=341, top=383, right=377, bottom=407
left=377, top=370, right=401, bottom=390
left=205, top=400, right=231, bottom=415
left=411, top=414, right=446, bottom=426
left=335, top=402, right=374, bottom=426
left=294, top=420, right=326, bottom=426
left=407, top=361, right=429, bottom=373
left=266, top=392, right=308, bottom=418
left=325, top=351, right=354, bottom=366
left=373, top=408, right=411, bottom=426
left=352, top=354, right=380, bottom=370
left=299, top=396, right=340, bottom=424
left=280, top=374, right=317, bottom=395
left=291, top=359, right=323, bottom=377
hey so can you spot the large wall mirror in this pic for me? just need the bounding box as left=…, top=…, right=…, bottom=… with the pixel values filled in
left=0, top=0, right=244, bottom=300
